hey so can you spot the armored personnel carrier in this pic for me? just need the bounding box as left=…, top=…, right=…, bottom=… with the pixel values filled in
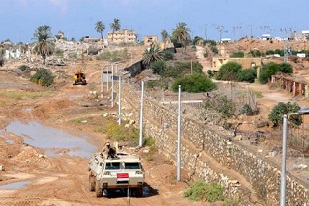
left=88, top=152, right=145, bottom=197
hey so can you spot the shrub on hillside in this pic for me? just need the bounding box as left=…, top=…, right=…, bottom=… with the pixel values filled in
left=162, top=51, right=174, bottom=61
left=249, top=50, right=262, bottom=57
left=150, top=60, right=166, bottom=75
left=204, top=94, right=236, bottom=119
left=184, top=180, right=224, bottom=202
left=172, top=73, right=217, bottom=93
left=230, top=52, right=244, bottom=58
left=30, top=68, right=55, bottom=87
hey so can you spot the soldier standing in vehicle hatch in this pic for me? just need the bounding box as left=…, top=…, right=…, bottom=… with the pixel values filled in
left=101, top=142, right=117, bottom=159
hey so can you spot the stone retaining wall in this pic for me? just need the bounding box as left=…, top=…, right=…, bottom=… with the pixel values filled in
left=121, top=81, right=309, bottom=206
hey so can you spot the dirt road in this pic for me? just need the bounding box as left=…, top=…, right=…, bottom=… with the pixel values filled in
left=0, top=65, right=206, bottom=206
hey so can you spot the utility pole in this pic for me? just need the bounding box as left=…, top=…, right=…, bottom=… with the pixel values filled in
left=139, top=81, right=144, bottom=147
left=111, top=64, right=114, bottom=107
left=118, top=75, right=122, bottom=125
left=176, top=85, right=182, bottom=182
left=101, top=65, right=104, bottom=99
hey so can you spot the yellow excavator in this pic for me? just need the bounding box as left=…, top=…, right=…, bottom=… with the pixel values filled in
left=73, top=68, right=87, bottom=85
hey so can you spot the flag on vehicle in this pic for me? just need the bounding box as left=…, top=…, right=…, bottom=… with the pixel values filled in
left=117, top=173, right=129, bottom=183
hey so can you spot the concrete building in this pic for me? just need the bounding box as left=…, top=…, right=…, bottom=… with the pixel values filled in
left=143, top=35, right=158, bottom=45
left=107, top=29, right=136, bottom=44
left=211, top=57, right=262, bottom=72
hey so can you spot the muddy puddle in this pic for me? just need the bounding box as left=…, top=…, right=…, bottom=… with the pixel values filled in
left=2, top=120, right=96, bottom=158
left=0, top=180, right=31, bottom=190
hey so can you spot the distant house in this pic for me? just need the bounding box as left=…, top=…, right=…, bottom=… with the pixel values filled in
left=211, top=57, right=262, bottom=72
left=107, top=29, right=136, bottom=44
left=143, top=35, right=158, bottom=45
left=84, top=36, right=101, bottom=43
left=220, top=38, right=231, bottom=43
left=261, top=34, right=271, bottom=40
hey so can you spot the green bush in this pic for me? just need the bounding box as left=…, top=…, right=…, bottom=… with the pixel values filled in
left=162, top=51, right=174, bottom=61
left=268, top=102, right=302, bottom=127
left=216, top=62, right=242, bottom=81
left=236, top=68, right=257, bottom=83
left=249, top=50, right=262, bottom=57
left=96, top=49, right=128, bottom=62
left=204, top=94, right=236, bottom=119
left=240, top=104, right=253, bottom=115
left=54, top=48, right=64, bottom=57
left=279, top=62, right=293, bottom=73
left=30, top=68, right=55, bottom=87
left=259, top=62, right=292, bottom=84
left=184, top=180, right=224, bottom=202
left=150, top=60, right=166, bottom=75
left=207, top=70, right=214, bottom=77
left=230, top=52, right=244, bottom=58
left=162, top=61, right=203, bottom=79
left=102, top=121, right=140, bottom=147
left=172, top=73, right=217, bottom=93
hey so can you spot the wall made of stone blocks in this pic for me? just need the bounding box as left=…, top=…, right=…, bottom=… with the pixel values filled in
left=121, top=81, right=309, bottom=206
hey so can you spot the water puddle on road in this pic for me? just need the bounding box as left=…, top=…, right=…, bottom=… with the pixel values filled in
left=0, top=180, right=31, bottom=190
left=3, top=120, right=96, bottom=158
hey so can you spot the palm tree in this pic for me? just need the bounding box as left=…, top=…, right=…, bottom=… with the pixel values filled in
left=110, top=18, right=121, bottom=42
left=142, top=43, right=163, bottom=67
left=95, top=21, right=105, bottom=39
left=33, top=25, right=54, bottom=65
left=161, top=30, right=169, bottom=42
left=172, top=22, right=191, bottom=54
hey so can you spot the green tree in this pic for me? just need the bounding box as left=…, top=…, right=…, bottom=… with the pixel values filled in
left=142, top=43, right=163, bottom=67
left=172, top=22, right=191, bottom=54
left=33, top=25, right=54, bottom=65
left=172, top=73, right=217, bottom=93
left=216, top=62, right=242, bottom=81
left=161, top=29, right=169, bottom=42
left=110, top=18, right=121, bottom=41
left=95, top=21, right=105, bottom=39
left=268, top=102, right=302, bottom=127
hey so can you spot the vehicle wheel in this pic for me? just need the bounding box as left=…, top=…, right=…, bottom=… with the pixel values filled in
left=95, top=180, right=103, bottom=198
left=88, top=174, right=95, bottom=192
left=135, top=187, right=143, bottom=197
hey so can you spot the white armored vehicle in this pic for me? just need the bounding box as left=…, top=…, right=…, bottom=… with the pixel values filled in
left=88, top=152, right=145, bottom=197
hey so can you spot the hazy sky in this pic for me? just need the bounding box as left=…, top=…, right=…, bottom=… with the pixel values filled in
left=1, top=0, right=308, bottom=43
